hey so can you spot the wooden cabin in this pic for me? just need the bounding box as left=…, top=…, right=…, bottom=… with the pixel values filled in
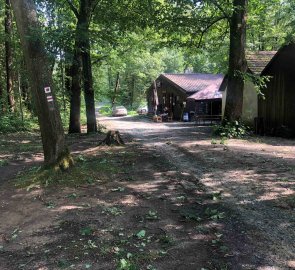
left=259, top=43, right=295, bottom=137
left=147, top=73, right=226, bottom=120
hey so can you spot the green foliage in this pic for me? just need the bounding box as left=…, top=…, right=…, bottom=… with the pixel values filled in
left=213, top=120, right=250, bottom=139
left=247, top=0, right=294, bottom=50
left=15, top=153, right=121, bottom=189
left=117, top=258, right=138, bottom=270
left=135, top=230, right=146, bottom=239
left=98, top=105, right=112, bottom=116
left=0, top=113, right=38, bottom=133
left=80, top=227, right=93, bottom=236
left=235, top=71, right=272, bottom=99
left=3, top=0, right=295, bottom=136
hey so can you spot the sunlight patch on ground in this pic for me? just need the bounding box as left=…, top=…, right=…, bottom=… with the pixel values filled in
left=287, top=261, right=295, bottom=268
left=258, top=189, right=294, bottom=202
left=119, top=195, right=139, bottom=206
left=127, top=182, right=163, bottom=193
left=55, top=205, right=84, bottom=211
left=164, top=224, right=183, bottom=231
left=257, top=266, right=282, bottom=270
left=190, top=234, right=211, bottom=240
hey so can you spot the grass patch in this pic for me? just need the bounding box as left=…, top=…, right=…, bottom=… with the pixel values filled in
left=284, top=195, right=295, bottom=208
left=0, top=113, right=39, bottom=134
left=0, top=132, right=42, bottom=154
left=15, top=154, right=121, bottom=189
left=0, top=159, right=9, bottom=167
left=127, top=110, right=138, bottom=116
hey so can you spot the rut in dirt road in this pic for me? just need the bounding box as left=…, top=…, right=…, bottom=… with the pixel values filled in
left=99, top=116, right=295, bottom=270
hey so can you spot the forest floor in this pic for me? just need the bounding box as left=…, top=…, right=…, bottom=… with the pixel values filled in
left=0, top=115, right=294, bottom=270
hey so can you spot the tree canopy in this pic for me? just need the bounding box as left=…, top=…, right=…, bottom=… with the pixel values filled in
left=0, top=0, right=294, bottom=137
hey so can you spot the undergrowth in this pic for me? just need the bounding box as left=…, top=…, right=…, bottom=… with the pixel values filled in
left=0, top=113, right=38, bottom=133
left=15, top=152, right=124, bottom=189
left=213, top=120, right=250, bottom=138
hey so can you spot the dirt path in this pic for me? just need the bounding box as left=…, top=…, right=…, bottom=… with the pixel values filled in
left=0, top=131, right=230, bottom=270
left=99, top=116, right=295, bottom=270
left=0, top=118, right=294, bottom=269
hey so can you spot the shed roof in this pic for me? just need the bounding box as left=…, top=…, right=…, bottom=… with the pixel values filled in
left=261, top=43, right=295, bottom=75
left=246, top=51, right=277, bottom=75
left=161, top=73, right=225, bottom=95
left=187, top=85, right=223, bottom=100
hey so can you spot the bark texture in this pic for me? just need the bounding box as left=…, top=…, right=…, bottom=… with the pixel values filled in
left=5, top=0, right=15, bottom=112
left=224, top=0, right=248, bottom=122
left=10, top=0, right=73, bottom=168
left=99, top=130, right=125, bottom=146
left=68, top=43, right=82, bottom=133
left=0, top=83, right=4, bottom=112
left=68, top=0, right=97, bottom=133
left=112, top=72, right=120, bottom=107
left=81, top=20, right=97, bottom=133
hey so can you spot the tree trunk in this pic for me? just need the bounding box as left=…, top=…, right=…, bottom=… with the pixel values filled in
left=10, top=0, right=73, bottom=168
left=0, top=83, right=4, bottom=112
left=112, top=72, right=120, bottom=107
left=81, top=31, right=97, bottom=133
left=59, top=50, right=66, bottom=116
left=68, top=0, right=97, bottom=134
left=17, top=72, right=24, bottom=122
left=20, top=71, right=32, bottom=112
left=5, top=0, right=15, bottom=112
left=224, top=0, right=248, bottom=122
left=130, top=75, right=135, bottom=108
left=68, top=45, right=82, bottom=134
left=79, top=0, right=97, bottom=133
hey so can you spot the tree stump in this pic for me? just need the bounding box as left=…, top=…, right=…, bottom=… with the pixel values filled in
left=99, top=130, right=125, bottom=146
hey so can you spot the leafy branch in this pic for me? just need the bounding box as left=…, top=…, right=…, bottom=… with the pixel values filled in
left=234, top=70, right=272, bottom=99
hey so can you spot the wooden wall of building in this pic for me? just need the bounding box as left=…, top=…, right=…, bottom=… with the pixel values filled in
left=147, top=77, right=194, bottom=120
left=259, top=44, right=295, bottom=136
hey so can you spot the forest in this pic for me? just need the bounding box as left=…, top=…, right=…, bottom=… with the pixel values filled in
left=0, top=1, right=295, bottom=270
left=0, top=0, right=294, bottom=129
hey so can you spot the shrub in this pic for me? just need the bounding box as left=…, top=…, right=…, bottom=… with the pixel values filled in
left=99, top=105, right=112, bottom=116
left=213, top=120, right=249, bottom=138
left=0, top=113, right=38, bottom=133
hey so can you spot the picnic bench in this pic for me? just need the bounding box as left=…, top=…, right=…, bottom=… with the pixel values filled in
left=195, top=114, right=222, bottom=125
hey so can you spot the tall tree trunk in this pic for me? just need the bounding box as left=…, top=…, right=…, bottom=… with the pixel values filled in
left=5, top=0, right=15, bottom=112
left=10, top=0, right=73, bottom=168
left=0, top=83, right=4, bottom=112
left=112, top=72, right=120, bottom=107
left=17, top=72, right=24, bottom=122
left=130, top=75, right=136, bottom=108
left=68, top=20, right=83, bottom=134
left=81, top=30, right=97, bottom=132
left=79, top=0, right=97, bottom=133
left=20, top=73, right=32, bottom=112
left=224, top=0, right=248, bottom=122
left=65, top=54, right=72, bottom=95
left=59, top=50, right=66, bottom=116
left=68, top=0, right=97, bottom=133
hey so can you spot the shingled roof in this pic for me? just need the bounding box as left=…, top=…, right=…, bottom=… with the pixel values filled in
left=246, top=51, right=277, bottom=75
left=161, top=73, right=225, bottom=94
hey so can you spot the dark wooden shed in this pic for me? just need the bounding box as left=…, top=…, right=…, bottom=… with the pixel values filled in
left=259, top=43, right=295, bottom=137
left=147, top=73, right=225, bottom=120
